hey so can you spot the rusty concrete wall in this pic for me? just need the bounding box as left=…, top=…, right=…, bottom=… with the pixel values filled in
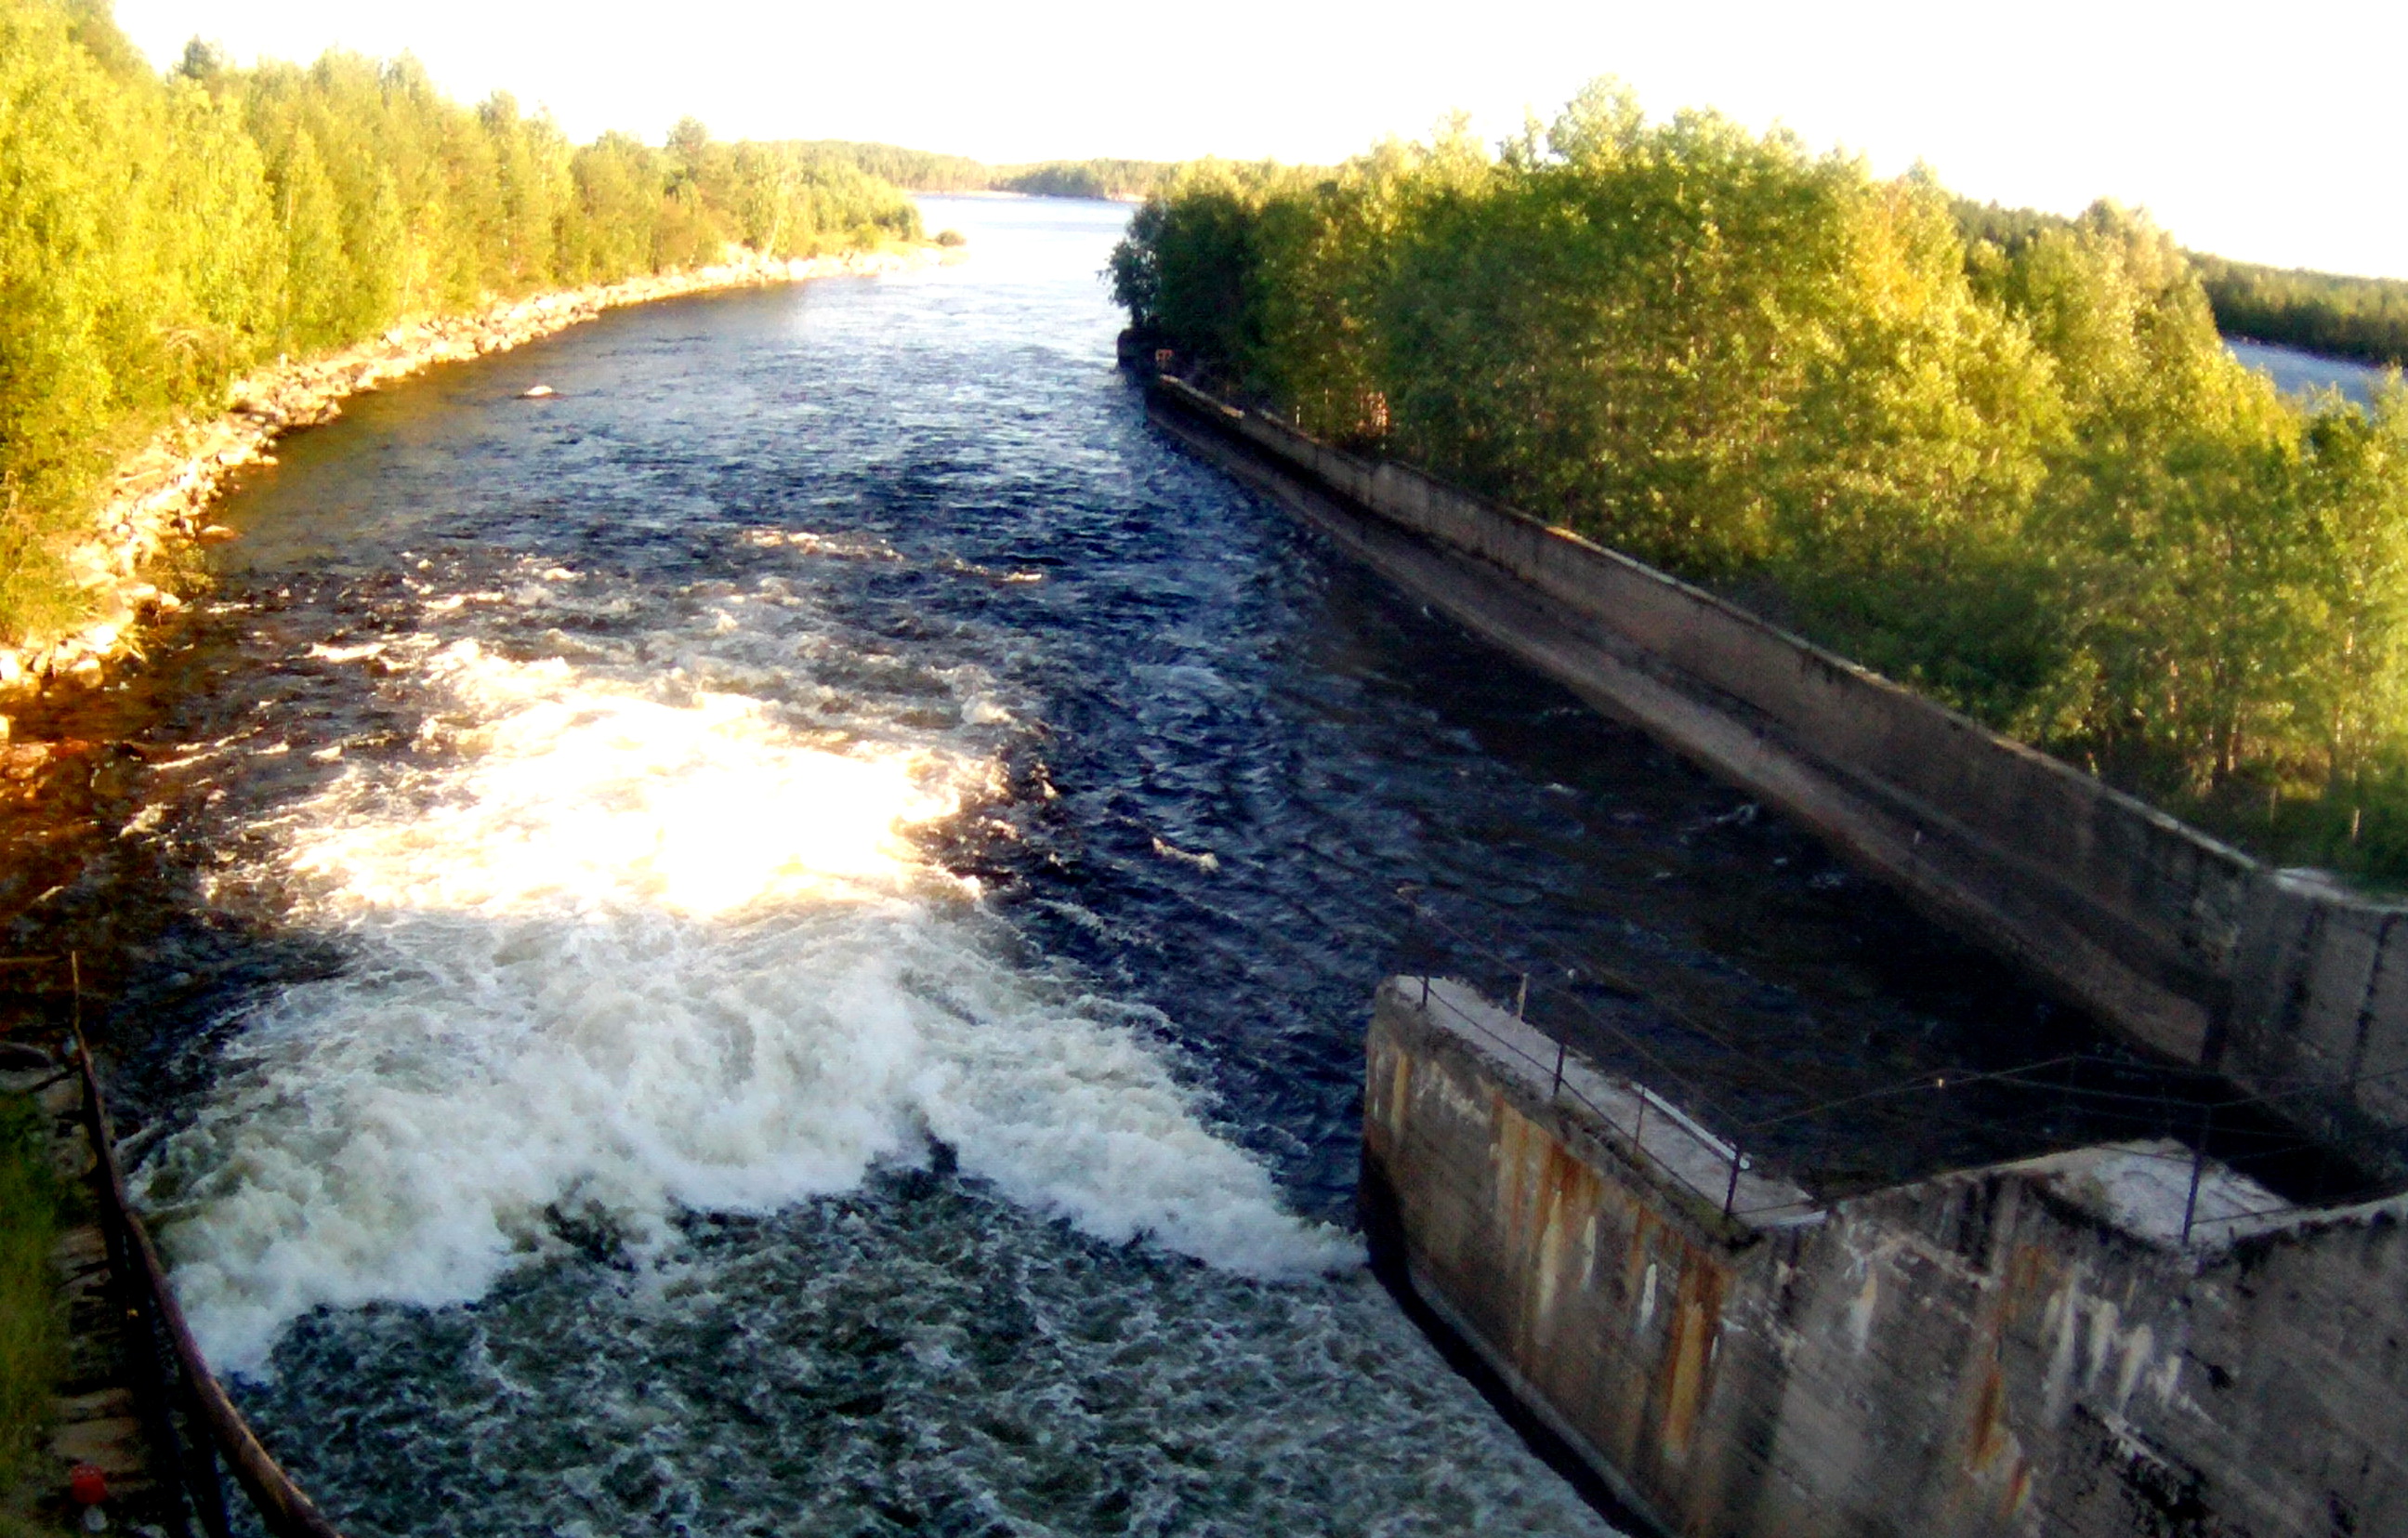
left=1146, top=376, right=2408, bottom=1150
left=1365, top=979, right=2408, bottom=1538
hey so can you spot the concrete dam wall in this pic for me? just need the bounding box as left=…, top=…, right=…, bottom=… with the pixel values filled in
left=1365, top=978, right=2408, bottom=1537
left=1144, top=376, right=2408, bottom=1158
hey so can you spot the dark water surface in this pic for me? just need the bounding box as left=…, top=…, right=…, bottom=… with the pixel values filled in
left=46, top=197, right=2237, bottom=1537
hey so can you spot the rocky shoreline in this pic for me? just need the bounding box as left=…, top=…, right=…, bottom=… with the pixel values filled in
left=7, top=243, right=940, bottom=703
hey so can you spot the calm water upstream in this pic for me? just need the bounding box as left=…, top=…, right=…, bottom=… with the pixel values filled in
left=2227, top=336, right=2394, bottom=405
left=72, top=196, right=2198, bottom=1537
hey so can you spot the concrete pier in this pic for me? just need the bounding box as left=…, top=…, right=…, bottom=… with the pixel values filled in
left=1365, top=978, right=2408, bottom=1537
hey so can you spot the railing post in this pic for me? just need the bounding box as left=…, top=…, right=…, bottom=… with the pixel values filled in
left=1515, top=972, right=1529, bottom=1019
left=1550, top=1039, right=1566, bottom=1101
left=1724, top=1143, right=1744, bottom=1217
left=184, top=1383, right=234, bottom=1538
left=2180, top=1105, right=2214, bottom=1246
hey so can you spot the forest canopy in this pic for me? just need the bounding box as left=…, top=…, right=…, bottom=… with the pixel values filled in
left=1112, top=83, right=2408, bottom=882
left=0, top=0, right=921, bottom=643
left=1952, top=197, right=2408, bottom=366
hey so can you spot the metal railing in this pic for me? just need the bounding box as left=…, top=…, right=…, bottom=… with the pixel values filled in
left=1393, top=968, right=1819, bottom=1228
left=59, top=956, right=347, bottom=1538
left=1382, top=883, right=2408, bottom=1245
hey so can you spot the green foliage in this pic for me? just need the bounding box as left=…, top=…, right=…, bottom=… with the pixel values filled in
left=997, top=159, right=1178, bottom=200
left=1116, top=82, right=2408, bottom=883
left=0, top=0, right=922, bottom=648
left=1109, top=162, right=1310, bottom=387
left=1950, top=196, right=2408, bottom=369
left=801, top=140, right=1192, bottom=202
left=1948, top=196, right=2075, bottom=257
left=795, top=139, right=993, bottom=192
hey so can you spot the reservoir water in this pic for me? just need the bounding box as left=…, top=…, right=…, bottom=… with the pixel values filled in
left=2227, top=335, right=2393, bottom=405
left=66, top=196, right=2249, bottom=1536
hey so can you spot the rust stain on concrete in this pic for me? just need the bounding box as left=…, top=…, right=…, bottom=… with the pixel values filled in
left=1533, top=1134, right=1601, bottom=1350
left=1653, top=1252, right=1726, bottom=1464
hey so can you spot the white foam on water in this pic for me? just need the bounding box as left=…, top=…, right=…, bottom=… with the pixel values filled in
left=138, top=637, right=1356, bottom=1374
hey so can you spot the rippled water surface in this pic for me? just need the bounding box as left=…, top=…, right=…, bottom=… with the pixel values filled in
left=92, top=199, right=1614, bottom=1536
left=81, top=197, right=2166, bottom=1536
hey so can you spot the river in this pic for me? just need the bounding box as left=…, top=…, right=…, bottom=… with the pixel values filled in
left=58, top=195, right=2257, bottom=1536
left=2227, top=336, right=2394, bottom=405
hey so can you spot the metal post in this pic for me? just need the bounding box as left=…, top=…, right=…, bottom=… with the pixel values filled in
left=1515, top=973, right=1529, bottom=1019
left=184, top=1401, right=234, bottom=1538
left=1724, top=1144, right=1744, bottom=1217
left=2180, top=1105, right=2213, bottom=1246
left=1550, top=1040, right=1566, bottom=1101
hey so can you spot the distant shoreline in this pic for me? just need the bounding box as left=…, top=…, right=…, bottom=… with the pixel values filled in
left=915, top=189, right=1144, bottom=204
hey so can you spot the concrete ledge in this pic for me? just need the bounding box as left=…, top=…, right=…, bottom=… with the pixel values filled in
left=1389, top=978, right=1817, bottom=1233
left=1149, top=376, right=2408, bottom=1160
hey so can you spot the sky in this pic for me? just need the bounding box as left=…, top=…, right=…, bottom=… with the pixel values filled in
left=111, top=0, right=2408, bottom=279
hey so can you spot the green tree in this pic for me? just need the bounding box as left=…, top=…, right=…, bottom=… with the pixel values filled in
left=0, top=0, right=920, bottom=648
left=1112, top=77, right=2408, bottom=880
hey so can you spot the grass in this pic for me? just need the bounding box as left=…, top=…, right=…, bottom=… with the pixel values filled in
left=0, top=1088, right=61, bottom=1531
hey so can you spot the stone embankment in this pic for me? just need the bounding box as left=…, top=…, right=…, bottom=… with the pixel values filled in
left=10, top=243, right=938, bottom=698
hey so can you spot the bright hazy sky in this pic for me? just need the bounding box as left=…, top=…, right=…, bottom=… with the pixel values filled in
left=112, top=0, right=2408, bottom=280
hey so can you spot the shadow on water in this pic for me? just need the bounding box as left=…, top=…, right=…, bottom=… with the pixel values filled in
left=945, top=463, right=2370, bottom=1211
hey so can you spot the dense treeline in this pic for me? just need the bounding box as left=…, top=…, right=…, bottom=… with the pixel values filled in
left=0, top=0, right=920, bottom=642
left=1950, top=197, right=2076, bottom=256
left=2194, top=257, right=2408, bottom=367
left=799, top=140, right=1181, bottom=202
left=998, top=159, right=1178, bottom=200
left=1113, top=84, right=2408, bottom=881
left=796, top=140, right=993, bottom=192
left=1953, top=198, right=2408, bottom=368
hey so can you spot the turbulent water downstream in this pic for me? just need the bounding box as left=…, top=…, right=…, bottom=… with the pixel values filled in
left=53, top=196, right=2161, bottom=1536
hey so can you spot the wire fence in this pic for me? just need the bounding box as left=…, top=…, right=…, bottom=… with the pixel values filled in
left=1391, top=966, right=1822, bottom=1227
left=1162, top=828, right=2408, bottom=1237
left=1382, top=882, right=2408, bottom=1244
